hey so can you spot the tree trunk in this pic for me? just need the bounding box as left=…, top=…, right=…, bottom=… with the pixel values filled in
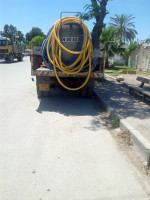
left=103, top=46, right=107, bottom=71
left=91, top=0, right=108, bottom=50
left=91, top=0, right=109, bottom=70
left=92, top=24, right=102, bottom=57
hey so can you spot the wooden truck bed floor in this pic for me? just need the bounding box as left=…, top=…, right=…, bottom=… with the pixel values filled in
left=31, top=67, right=103, bottom=78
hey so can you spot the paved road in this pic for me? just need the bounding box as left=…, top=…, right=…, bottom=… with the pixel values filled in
left=0, top=57, right=150, bottom=200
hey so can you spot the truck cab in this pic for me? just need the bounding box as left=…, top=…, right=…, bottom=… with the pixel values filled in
left=0, top=37, right=12, bottom=60
left=0, top=36, right=24, bottom=62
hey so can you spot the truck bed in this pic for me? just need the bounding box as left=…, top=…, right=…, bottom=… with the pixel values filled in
left=31, top=46, right=103, bottom=78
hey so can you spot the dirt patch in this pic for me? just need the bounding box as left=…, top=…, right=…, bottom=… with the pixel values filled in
left=100, top=110, right=150, bottom=177
left=123, top=74, right=150, bottom=86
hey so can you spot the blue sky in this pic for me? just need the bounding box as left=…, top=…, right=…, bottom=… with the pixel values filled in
left=0, top=0, right=150, bottom=41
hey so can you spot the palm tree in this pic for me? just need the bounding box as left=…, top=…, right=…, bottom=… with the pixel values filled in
left=100, top=27, right=125, bottom=69
left=109, top=14, right=137, bottom=43
left=100, top=27, right=116, bottom=68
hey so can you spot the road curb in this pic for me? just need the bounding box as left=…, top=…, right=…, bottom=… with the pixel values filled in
left=94, top=90, right=150, bottom=166
left=104, top=74, right=117, bottom=80
left=120, top=119, right=150, bottom=161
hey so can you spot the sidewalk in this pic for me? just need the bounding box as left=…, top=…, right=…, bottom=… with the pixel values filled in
left=94, top=77, right=150, bottom=162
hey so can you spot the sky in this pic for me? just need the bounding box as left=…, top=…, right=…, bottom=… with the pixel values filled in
left=0, top=0, right=150, bottom=41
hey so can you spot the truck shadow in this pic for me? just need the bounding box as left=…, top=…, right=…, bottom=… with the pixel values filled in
left=36, top=88, right=105, bottom=131
left=0, top=59, right=25, bottom=64
left=36, top=88, right=101, bottom=117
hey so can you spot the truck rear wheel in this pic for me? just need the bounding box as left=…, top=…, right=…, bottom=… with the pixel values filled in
left=36, top=77, right=43, bottom=98
left=79, top=87, right=87, bottom=98
left=36, top=86, right=51, bottom=98
left=5, top=58, right=9, bottom=62
left=36, top=84, right=43, bottom=98
left=36, top=77, right=51, bottom=98
left=87, top=85, right=94, bottom=98
left=17, top=54, right=23, bottom=62
left=79, top=85, right=94, bottom=98
left=8, top=54, right=14, bottom=63
left=43, top=91, right=50, bottom=97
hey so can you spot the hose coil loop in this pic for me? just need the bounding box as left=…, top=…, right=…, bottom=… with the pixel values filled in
left=42, top=16, right=94, bottom=91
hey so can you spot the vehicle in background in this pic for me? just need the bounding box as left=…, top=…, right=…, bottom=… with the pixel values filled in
left=23, top=49, right=31, bottom=56
left=0, top=37, right=24, bottom=63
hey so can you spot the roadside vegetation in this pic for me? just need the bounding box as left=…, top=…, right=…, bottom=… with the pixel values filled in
left=0, top=24, right=45, bottom=50
left=110, top=115, right=120, bottom=128
left=26, top=36, right=45, bottom=49
left=105, top=65, right=150, bottom=76
left=105, top=65, right=136, bottom=76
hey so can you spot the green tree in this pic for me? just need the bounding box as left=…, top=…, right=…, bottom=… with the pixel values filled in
left=79, top=0, right=109, bottom=55
left=100, top=27, right=125, bottom=69
left=16, top=31, right=24, bottom=43
left=123, top=41, right=139, bottom=64
left=27, top=36, right=45, bottom=49
left=26, top=27, right=45, bottom=43
left=2, top=24, right=17, bottom=41
left=2, top=24, right=24, bottom=43
left=109, top=14, right=138, bottom=43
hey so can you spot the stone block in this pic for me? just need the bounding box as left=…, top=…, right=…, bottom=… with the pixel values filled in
left=119, top=70, right=128, bottom=74
left=128, top=70, right=136, bottom=74
left=116, top=76, right=124, bottom=82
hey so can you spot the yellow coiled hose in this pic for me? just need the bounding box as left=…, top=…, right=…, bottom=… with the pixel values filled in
left=46, top=16, right=93, bottom=91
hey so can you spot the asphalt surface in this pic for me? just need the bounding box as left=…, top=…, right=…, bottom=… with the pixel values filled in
left=0, top=57, right=150, bottom=200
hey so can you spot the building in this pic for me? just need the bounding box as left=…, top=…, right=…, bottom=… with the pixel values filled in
left=128, top=42, right=150, bottom=71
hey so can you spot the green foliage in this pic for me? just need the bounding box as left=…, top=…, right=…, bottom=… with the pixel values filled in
left=110, top=115, right=120, bottom=128
left=27, top=36, right=45, bottom=49
left=100, top=27, right=126, bottom=68
left=78, top=2, right=101, bottom=21
left=21, top=43, right=28, bottom=50
left=16, top=31, right=24, bottom=43
left=100, top=27, right=119, bottom=56
left=105, top=65, right=137, bottom=76
left=147, top=153, right=150, bottom=168
left=2, top=24, right=24, bottom=43
left=100, top=27, right=126, bottom=54
left=128, top=41, right=139, bottom=52
left=78, top=0, right=110, bottom=21
left=120, top=130, right=133, bottom=146
left=26, top=27, right=45, bottom=43
left=123, top=41, right=139, bottom=64
left=109, top=14, right=138, bottom=43
left=2, top=24, right=17, bottom=41
left=100, top=27, right=117, bottom=43
left=77, top=0, right=109, bottom=50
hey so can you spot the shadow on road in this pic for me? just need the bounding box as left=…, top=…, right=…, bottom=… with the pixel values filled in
left=36, top=88, right=102, bottom=117
left=36, top=88, right=106, bottom=131
left=0, top=59, right=25, bottom=64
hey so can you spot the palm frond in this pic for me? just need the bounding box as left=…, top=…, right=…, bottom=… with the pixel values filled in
left=109, top=13, right=137, bottom=43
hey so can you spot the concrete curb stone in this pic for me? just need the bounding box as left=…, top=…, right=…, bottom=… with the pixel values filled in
left=120, top=119, right=150, bottom=161
left=94, top=90, right=150, bottom=166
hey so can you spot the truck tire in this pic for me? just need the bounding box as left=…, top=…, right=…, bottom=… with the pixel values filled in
left=43, top=91, right=50, bottom=97
left=17, top=54, right=23, bottom=62
left=36, top=77, right=43, bottom=98
left=79, top=87, right=88, bottom=98
left=5, top=57, right=9, bottom=62
left=8, top=54, right=14, bottom=63
left=36, top=85, right=43, bottom=98
left=86, top=85, right=94, bottom=98
left=36, top=86, right=51, bottom=98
